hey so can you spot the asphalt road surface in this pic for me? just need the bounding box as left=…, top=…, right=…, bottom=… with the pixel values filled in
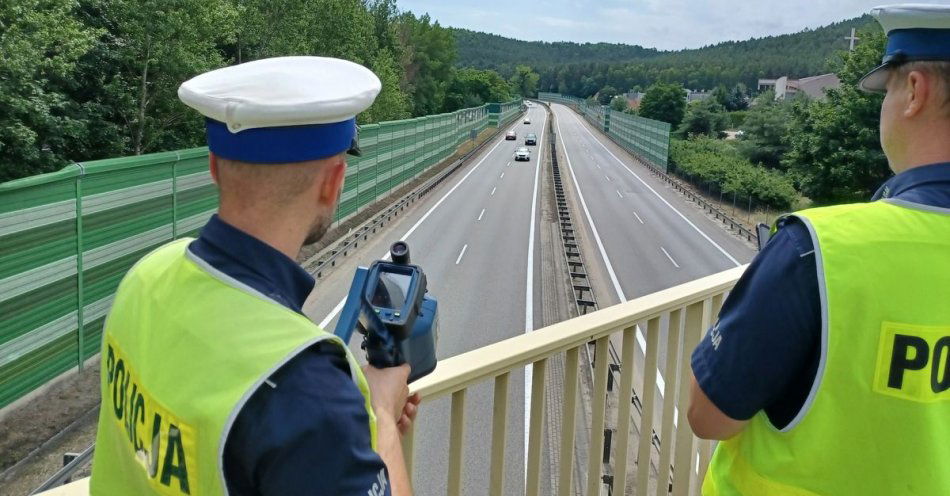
left=303, top=105, right=548, bottom=496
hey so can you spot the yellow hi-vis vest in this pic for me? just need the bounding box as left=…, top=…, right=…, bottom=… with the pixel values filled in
left=89, top=239, right=377, bottom=496
left=703, top=199, right=950, bottom=496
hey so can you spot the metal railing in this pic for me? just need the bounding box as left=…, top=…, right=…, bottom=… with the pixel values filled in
left=405, top=265, right=744, bottom=495
left=37, top=265, right=744, bottom=495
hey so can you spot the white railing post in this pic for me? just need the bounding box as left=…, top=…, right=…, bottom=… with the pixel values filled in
left=448, top=389, right=467, bottom=495
left=489, top=372, right=510, bottom=494
left=636, top=317, right=662, bottom=495
left=656, top=308, right=683, bottom=496
left=558, top=347, right=580, bottom=496
left=672, top=299, right=711, bottom=496
left=586, top=336, right=611, bottom=495
left=526, top=359, right=548, bottom=496
left=613, top=325, right=639, bottom=495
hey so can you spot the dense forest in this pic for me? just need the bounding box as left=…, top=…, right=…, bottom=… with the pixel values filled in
left=454, top=15, right=879, bottom=94
left=0, top=0, right=518, bottom=182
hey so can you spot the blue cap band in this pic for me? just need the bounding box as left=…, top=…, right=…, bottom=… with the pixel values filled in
left=205, top=118, right=356, bottom=163
left=883, top=29, right=950, bottom=64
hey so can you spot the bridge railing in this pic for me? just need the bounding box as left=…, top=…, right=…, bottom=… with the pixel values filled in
left=406, top=265, right=744, bottom=495
left=36, top=265, right=744, bottom=495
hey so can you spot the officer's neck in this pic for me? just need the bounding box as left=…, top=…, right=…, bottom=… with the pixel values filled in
left=217, top=209, right=306, bottom=261
left=889, top=121, right=950, bottom=175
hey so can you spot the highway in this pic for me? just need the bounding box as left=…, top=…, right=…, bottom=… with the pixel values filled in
left=300, top=102, right=756, bottom=495
left=303, top=105, right=548, bottom=496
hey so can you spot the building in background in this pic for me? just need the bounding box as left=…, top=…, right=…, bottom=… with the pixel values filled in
left=624, top=91, right=645, bottom=110
left=758, top=74, right=841, bottom=101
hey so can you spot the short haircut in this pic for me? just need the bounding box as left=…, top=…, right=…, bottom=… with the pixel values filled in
left=216, top=155, right=339, bottom=210
left=891, top=61, right=950, bottom=115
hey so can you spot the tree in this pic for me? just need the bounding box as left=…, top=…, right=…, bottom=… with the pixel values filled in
left=727, top=83, right=750, bottom=111
left=508, top=65, right=539, bottom=98
left=677, top=99, right=728, bottom=138
left=610, top=96, right=629, bottom=112
left=597, top=85, right=618, bottom=105
left=0, top=0, right=99, bottom=181
left=397, top=12, right=456, bottom=115
left=737, top=91, right=793, bottom=168
left=442, top=68, right=511, bottom=112
left=639, top=82, right=687, bottom=128
left=783, top=30, right=889, bottom=204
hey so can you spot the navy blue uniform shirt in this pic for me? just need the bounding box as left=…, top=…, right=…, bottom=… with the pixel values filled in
left=188, top=215, right=390, bottom=496
left=692, top=162, right=950, bottom=428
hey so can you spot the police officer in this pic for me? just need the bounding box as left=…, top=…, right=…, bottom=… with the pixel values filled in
left=90, top=56, right=420, bottom=495
left=687, top=4, right=950, bottom=495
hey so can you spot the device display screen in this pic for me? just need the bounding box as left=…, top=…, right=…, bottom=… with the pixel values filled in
left=371, top=272, right=412, bottom=310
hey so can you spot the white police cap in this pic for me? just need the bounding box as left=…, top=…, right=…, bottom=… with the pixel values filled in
left=859, top=4, right=950, bottom=92
left=178, top=56, right=382, bottom=163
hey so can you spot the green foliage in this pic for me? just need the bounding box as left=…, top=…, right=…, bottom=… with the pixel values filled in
left=639, top=82, right=686, bottom=128
left=671, top=137, right=798, bottom=209
left=397, top=12, right=456, bottom=115
left=737, top=95, right=794, bottom=168
left=455, top=16, right=878, bottom=93
left=783, top=30, right=889, bottom=204
left=597, top=86, right=618, bottom=105
left=443, top=68, right=511, bottom=111
left=1, top=0, right=517, bottom=182
left=727, top=110, right=748, bottom=129
left=0, top=0, right=100, bottom=182
left=610, top=96, right=629, bottom=112
left=508, top=65, right=539, bottom=98
left=677, top=99, right=728, bottom=138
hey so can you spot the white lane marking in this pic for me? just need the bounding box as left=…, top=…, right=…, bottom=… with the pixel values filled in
left=554, top=105, right=674, bottom=403
left=500, top=172, right=505, bottom=179
left=567, top=109, right=741, bottom=267
left=491, top=186, right=496, bottom=196
left=617, top=189, right=624, bottom=199
left=523, top=107, right=547, bottom=481
left=633, top=211, right=644, bottom=224
left=477, top=208, right=485, bottom=221
left=660, top=246, right=680, bottom=268
left=596, top=163, right=601, bottom=169
left=455, top=244, right=468, bottom=265
left=318, top=124, right=516, bottom=329
left=507, top=161, right=511, bottom=167
left=605, top=175, right=612, bottom=182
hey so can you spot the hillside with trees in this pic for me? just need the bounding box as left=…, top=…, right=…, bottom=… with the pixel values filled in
left=0, top=0, right=516, bottom=182
left=454, top=15, right=878, bottom=94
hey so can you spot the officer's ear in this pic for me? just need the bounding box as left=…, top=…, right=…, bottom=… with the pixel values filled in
left=209, top=153, right=220, bottom=186
left=901, top=69, right=932, bottom=119
left=316, top=153, right=347, bottom=207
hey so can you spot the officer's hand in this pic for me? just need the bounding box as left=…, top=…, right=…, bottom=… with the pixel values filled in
left=363, top=364, right=410, bottom=424
left=397, top=393, right=421, bottom=436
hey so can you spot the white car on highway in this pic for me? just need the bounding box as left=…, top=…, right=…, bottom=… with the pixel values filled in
left=514, top=147, right=530, bottom=162
left=523, top=118, right=531, bottom=124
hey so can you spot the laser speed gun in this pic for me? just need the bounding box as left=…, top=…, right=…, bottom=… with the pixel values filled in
left=333, top=241, right=438, bottom=382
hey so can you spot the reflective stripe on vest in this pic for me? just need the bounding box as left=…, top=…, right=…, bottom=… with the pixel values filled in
left=704, top=199, right=950, bottom=496
left=90, top=239, right=376, bottom=495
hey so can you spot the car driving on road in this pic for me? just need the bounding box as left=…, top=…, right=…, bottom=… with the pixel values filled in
left=525, top=133, right=537, bottom=145
left=523, top=118, right=531, bottom=124
left=514, top=147, right=530, bottom=161
left=505, top=131, right=517, bottom=140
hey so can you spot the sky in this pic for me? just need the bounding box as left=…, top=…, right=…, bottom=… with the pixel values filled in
left=394, top=0, right=918, bottom=51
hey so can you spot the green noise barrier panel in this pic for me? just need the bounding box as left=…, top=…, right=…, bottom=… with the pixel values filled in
left=0, top=99, right=522, bottom=410
left=539, top=92, right=670, bottom=170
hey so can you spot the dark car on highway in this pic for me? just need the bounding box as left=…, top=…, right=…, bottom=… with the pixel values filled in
left=525, top=133, right=537, bottom=145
